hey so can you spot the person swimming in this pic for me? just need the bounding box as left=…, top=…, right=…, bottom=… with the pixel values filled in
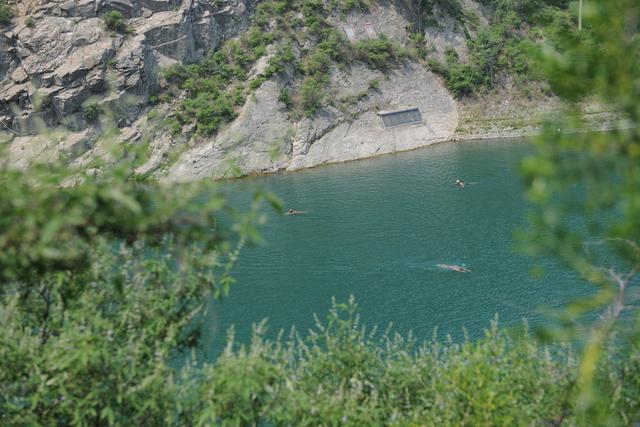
left=286, top=209, right=307, bottom=215
left=455, top=179, right=465, bottom=189
left=437, top=264, right=471, bottom=273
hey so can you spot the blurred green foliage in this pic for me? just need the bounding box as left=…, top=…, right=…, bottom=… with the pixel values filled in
left=521, top=0, right=640, bottom=419
left=0, top=147, right=281, bottom=425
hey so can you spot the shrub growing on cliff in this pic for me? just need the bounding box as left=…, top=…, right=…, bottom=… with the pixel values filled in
left=184, top=92, right=237, bottom=135
left=103, top=10, right=127, bottom=33
left=264, top=42, right=297, bottom=77
left=83, top=102, right=103, bottom=124
left=278, top=87, right=293, bottom=109
left=355, top=34, right=410, bottom=70
left=331, top=0, right=370, bottom=14
left=300, top=75, right=328, bottom=117
left=0, top=0, right=12, bottom=25
left=163, top=51, right=244, bottom=135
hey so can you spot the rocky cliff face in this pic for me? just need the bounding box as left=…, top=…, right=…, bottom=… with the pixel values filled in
left=0, top=0, right=255, bottom=134
left=0, top=0, right=490, bottom=180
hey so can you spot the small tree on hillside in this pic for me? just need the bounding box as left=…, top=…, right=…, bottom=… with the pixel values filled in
left=103, top=10, right=127, bottom=33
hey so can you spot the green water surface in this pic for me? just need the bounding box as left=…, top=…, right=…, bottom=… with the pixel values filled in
left=202, top=138, right=591, bottom=358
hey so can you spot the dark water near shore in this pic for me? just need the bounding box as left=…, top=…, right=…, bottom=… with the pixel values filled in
left=201, top=138, right=591, bottom=360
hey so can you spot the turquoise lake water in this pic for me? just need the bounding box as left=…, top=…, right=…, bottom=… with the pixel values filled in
left=201, top=138, right=591, bottom=359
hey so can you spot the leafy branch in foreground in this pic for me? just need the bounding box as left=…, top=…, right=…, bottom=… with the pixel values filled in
left=0, top=149, right=281, bottom=425
left=521, top=0, right=640, bottom=421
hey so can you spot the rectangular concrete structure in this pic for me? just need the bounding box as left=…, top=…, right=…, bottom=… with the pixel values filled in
left=377, top=108, right=423, bottom=129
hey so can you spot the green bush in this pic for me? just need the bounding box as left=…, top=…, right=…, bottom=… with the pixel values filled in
left=231, top=85, right=246, bottom=106
left=249, top=76, right=266, bottom=90
left=103, top=10, right=127, bottom=33
left=428, top=49, right=482, bottom=98
left=316, top=29, right=351, bottom=63
left=264, top=42, right=297, bottom=77
left=331, top=0, right=369, bottom=14
left=225, top=40, right=254, bottom=68
left=0, top=0, right=12, bottom=26
left=168, top=118, right=182, bottom=135
left=83, top=102, right=103, bottom=124
left=25, top=16, right=34, bottom=28
left=184, top=92, right=237, bottom=135
left=446, top=63, right=479, bottom=98
left=278, top=87, right=293, bottom=109
left=478, top=0, right=568, bottom=23
left=300, top=75, right=328, bottom=117
left=246, top=27, right=275, bottom=49
left=301, top=48, right=332, bottom=75
left=427, top=58, right=447, bottom=75
left=355, top=34, right=409, bottom=70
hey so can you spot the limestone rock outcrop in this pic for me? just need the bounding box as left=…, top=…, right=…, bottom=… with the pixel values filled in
left=0, top=0, right=255, bottom=135
left=167, top=79, right=293, bottom=181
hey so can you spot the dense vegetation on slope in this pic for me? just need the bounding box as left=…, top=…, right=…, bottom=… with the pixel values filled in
left=425, top=0, right=573, bottom=97
left=156, top=0, right=576, bottom=135
left=160, top=0, right=411, bottom=136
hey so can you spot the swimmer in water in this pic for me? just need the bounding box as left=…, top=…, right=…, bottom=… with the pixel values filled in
left=455, top=179, right=465, bottom=189
left=286, top=209, right=307, bottom=215
left=437, top=264, right=471, bottom=273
